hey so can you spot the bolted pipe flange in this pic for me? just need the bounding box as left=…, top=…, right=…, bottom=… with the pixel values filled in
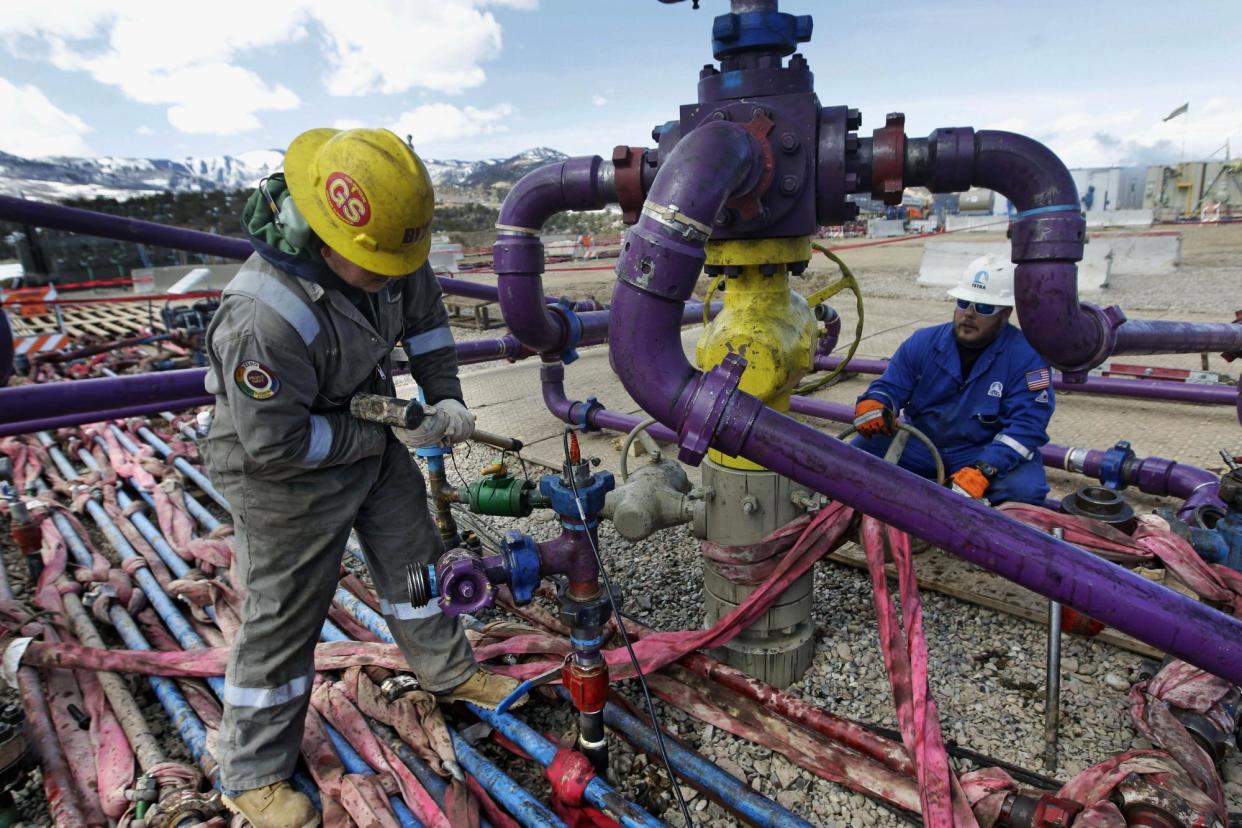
left=435, top=549, right=495, bottom=616
left=815, top=105, right=860, bottom=225
left=678, top=352, right=748, bottom=466
left=1060, top=485, right=1138, bottom=534
left=723, top=111, right=777, bottom=221
left=611, top=145, right=649, bottom=225
left=871, top=112, right=907, bottom=205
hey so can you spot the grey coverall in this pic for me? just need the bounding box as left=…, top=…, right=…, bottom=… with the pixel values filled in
left=204, top=252, right=475, bottom=792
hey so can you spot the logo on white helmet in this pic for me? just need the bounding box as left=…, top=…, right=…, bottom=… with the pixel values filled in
left=325, top=172, right=371, bottom=227
left=971, top=270, right=989, bottom=290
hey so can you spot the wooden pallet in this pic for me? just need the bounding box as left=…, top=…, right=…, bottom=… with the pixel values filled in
left=8, top=300, right=166, bottom=340
left=444, top=296, right=503, bottom=331
left=826, top=544, right=1167, bottom=659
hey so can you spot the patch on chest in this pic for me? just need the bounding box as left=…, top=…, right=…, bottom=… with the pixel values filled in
left=987, top=381, right=1003, bottom=397
left=234, top=359, right=280, bottom=400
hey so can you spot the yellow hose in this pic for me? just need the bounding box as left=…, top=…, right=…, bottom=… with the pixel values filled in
left=702, top=273, right=727, bottom=326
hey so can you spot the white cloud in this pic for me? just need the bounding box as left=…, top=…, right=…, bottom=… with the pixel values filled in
left=136, top=125, right=154, bottom=136
left=0, top=0, right=533, bottom=138
left=387, top=102, right=514, bottom=151
left=332, top=118, right=368, bottom=131
left=0, top=77, right=92, bottom=157
left=592, top=94, right=607, bottom=107
left=313, top=2, right=509, bottom=96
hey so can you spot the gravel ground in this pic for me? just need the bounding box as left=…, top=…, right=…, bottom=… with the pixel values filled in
left=446, top=490, right=1242, bottom=827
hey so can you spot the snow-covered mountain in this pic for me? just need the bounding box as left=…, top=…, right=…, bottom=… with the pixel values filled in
left=0, top=147, right=567, bottom=203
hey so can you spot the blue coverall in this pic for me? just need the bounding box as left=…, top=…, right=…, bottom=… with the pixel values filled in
left=853, top=322, right=1055, bottom=505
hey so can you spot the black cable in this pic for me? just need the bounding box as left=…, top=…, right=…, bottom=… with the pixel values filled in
left=562, top=429, right=694, bottom=827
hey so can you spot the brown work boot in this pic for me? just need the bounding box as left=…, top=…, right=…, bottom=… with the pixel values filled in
left=437, top=669, right=526, bottom=710
left=222, top=781, right=319, bottom=828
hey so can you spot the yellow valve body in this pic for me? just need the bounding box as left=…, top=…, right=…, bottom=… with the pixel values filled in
left=696, top=238, right=816, bottom=470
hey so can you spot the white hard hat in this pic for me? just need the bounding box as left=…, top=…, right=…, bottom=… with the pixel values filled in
left=948, top=254, right=1015, bottom=306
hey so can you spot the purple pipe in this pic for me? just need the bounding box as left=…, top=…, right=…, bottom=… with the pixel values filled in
left=601, top=121, right=1242, bottom=685
left=541, top=362, right=678, bottom=443
left=1, top=368, right=208, bottom=421
left=1040, top=444, right=1223, bottom=517
left=493, top=156, right=616, bottom=357
left=1111, top=319, right=1242, bottom=357
left=0, top=308, right=12, bottom=387
left=0, top=195, right=588, bottom=312
left=0, top=194, right=253, bottom=259
left=0, top=396, right=211, bottom=438
left=813, top=355, right=1240, bottom=407
left=438, top=276, right=602, bottom=312
left=786, top=396, right=1225, bottom=517
left=0, top=300, right=723, bottom=428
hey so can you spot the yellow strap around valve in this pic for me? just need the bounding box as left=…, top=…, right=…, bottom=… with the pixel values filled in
left=795, top=242, right=865, bottom=395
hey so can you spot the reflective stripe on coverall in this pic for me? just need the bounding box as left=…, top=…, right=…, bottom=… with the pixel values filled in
left=851, top=322, right=1055, bottom=505
left=204, top=252, right=474, bottom=791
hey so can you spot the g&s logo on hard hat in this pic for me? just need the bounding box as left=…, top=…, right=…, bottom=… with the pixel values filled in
left=971, top=270, right=989, bottom=290
left=325, top=172, right=371, bottom=227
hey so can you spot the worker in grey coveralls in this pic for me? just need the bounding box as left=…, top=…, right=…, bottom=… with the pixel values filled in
left=204, top=127, right=519, bottom=826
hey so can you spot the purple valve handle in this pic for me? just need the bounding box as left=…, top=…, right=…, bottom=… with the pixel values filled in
left=435, top=549, right=497, bottom=616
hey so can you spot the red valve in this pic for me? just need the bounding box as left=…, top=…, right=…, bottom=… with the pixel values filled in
left=562, top=660, right=609, bottom=715
left=10, top=518, right=42, bottom=557
left=1060, top=605, right=1106, bottom=637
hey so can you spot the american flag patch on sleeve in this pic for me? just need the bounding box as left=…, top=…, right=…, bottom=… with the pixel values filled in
left=1025, top=368, right=1051, bottom=391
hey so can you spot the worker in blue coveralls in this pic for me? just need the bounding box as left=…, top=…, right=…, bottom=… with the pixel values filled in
left=851, top=254, right=1055, bottom=505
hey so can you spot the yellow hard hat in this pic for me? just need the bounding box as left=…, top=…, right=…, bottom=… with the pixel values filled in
left=284, top=127, right=434, bottom=277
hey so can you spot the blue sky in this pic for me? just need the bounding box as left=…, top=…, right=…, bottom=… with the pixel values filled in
left=1, top=0, right=1239, bottom=168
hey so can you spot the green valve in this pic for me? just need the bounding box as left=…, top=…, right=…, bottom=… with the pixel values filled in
left=461, top=472, right=540, bottom=518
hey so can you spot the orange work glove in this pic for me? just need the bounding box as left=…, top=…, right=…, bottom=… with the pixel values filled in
left=949, top=466, right=990, bottom=499
left=853, top=399, right=895, bottom=438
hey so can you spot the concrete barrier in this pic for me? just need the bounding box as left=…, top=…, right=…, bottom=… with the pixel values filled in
left=1085, top=209, right=1154, bottom=228
left=867, top=219, right=906, bottom=238
left=945, top=215, right=1009, bottom=232
left=1105, top=233, right=1181, bottom=276
left=918, top=241, right=1110, bottom=292
left=429, top=242, right=464, bottom=274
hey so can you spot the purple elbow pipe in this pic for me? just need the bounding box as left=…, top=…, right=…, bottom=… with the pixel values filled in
left=966, top=131, right=1120, bottom=374
left=922, top=130, right=1242, bottom=373
left=540, top=362, right=678, bottom=443
left=607, top=123, right=1242, bottom=684
left=494, top=157, right=616, bottom=357
left=1040, top=444, right=1223, bottom=518
left=537, top=528, right=599, bottom=587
